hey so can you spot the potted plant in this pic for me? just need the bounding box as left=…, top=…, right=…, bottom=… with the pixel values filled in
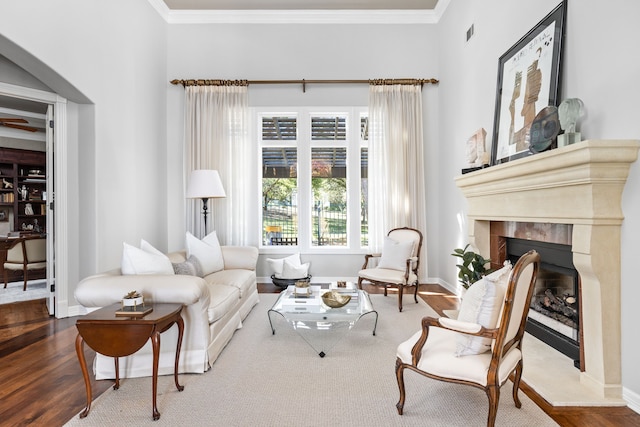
left=451, top=244, right=493, bottom=289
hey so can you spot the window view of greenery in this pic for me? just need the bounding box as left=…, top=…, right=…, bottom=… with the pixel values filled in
left=260, top=112, right=368, bottom=248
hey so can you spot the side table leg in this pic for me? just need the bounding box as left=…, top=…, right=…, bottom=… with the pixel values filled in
left=151, top=330, right=161, bottom=420
left=174, top=316, right=185, bottom=392
left=113, top=357, right=120, bottom=390
left=75, top=333, right=92, bottom=419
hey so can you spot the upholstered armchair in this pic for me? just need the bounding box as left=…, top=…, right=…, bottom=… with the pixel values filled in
left=357, top=227, right=423, bottom=312
left=3, top=236, right=47, bottom=291
left=395, top=250, right=540, bottom=427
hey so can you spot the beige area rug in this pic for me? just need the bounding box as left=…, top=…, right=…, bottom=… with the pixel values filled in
left=0, top=279, right=48, bottom=304
left=64, top=293, right=557, bottom=427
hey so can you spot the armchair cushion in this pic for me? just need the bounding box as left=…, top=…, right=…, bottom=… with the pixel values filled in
left=358, top=268, right=417, bottom=286
left=397, top=327, right=522, bottom=386
left=455, top=262, right=512, bottom=356
left=378, top=236, right=414, bottom=271
left=186, top=231, right=224, bottom=276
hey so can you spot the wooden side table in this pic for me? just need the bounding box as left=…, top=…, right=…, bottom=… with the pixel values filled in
left=75, top=302, right=184, bottom=420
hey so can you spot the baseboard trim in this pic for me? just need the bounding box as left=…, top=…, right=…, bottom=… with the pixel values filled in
left=624, top=386, right=640, bottom=414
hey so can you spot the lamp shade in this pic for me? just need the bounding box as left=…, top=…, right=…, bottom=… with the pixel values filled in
left=186, top=170, right=226, bottom=199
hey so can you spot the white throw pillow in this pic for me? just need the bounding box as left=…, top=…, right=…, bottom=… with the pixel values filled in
left=377, top=236, right=414, bottom=271
left=121, top=241, right=174, bottom=275
left=455, top=262, right=512, bottom=356
left=266, top=253, right=301, bottom=276
left=186, top=231, right=224, bottom=276
left=278, top=259, right=310, bottom=279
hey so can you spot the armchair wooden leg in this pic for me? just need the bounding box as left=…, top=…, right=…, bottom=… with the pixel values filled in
left=512, top=360, right=523, bottom=408
left=23, top=270, right=28, bottom=291
left=395, top=358, right=406, bottom=415
left=413, top=283, right=419, bottom=303
left=485, top=385, right=500, bottom=427
left=3, top=270, right=7, bottom=288
left=357, top=277, right=364, bottom=290
left=398, top=285, right=404, bottom=312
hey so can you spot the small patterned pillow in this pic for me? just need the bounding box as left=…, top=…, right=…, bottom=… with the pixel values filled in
left=172, top=255, right=204, bottom=277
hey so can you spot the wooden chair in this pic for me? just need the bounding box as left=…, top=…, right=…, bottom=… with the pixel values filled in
left=3, top=236, right=47, bottom=291
left=357, top=227, right=423, bottom=312
left=395, top=250, right=540, bottom=427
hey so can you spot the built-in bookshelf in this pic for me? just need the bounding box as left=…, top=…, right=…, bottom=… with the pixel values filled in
left=0, top=147, right=46, bottom=234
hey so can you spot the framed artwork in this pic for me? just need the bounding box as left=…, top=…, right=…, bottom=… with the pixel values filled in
left=0, top=208, right=8, bottom=222
left=490, top=1, right=566, bottom=165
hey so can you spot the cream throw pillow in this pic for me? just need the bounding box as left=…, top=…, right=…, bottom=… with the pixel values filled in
left=186, top=231, right=224, bottom=276
left=377, top=236, right=414, bottom=271
left=267, top=253, right=302, bottom=277
left=279, top=259, right=310, bottom=279
left=455, top=262, right=512, bottom=356
left=121, top=240, right=174, bottom=275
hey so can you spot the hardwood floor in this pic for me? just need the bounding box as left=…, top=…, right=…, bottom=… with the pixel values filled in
left=1, top=285, right=639, bottom=426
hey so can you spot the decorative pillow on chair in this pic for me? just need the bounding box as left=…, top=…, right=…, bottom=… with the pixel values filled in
left=186, top=231, right=224, bottom=276
left=121, top=240, right=175, bottom=275
left=377, top=236, right=414, bottom=271
left=279, top=259, right=310, bottom=279
left=455, top=261, right=512, bottom=356
left=266, top=253, right=301, bottom=277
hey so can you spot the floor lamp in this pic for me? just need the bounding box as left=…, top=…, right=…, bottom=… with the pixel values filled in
left=186, top=170, right=226, bottom=237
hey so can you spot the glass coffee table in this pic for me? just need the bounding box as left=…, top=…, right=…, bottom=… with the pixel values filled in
left=268, top=284, right=378, bottom=357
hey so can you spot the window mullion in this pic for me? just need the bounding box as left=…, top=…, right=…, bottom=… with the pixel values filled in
left=297, top=111, right=312, bottom=251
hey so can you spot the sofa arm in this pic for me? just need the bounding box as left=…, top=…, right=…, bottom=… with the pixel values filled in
left=75, top=272, right=209, bottom=308
left=222, top=246, right=258, bottom=271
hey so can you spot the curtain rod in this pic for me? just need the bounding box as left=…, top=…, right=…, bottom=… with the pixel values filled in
left=170, top=78, right=439, bottom=93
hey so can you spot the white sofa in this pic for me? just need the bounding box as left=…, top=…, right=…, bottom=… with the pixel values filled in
left=74, top=246, right=259, bottom=380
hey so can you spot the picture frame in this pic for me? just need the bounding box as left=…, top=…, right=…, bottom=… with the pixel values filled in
left=0, top=208, right=8, bottom=222
left=490, top=1, right=566, bottom=165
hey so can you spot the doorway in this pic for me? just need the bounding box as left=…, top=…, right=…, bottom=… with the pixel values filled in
left=0, top=83, right=64, bottom=316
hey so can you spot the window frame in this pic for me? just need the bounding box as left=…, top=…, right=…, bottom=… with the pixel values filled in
left=257, top=106, right=368, bottom=255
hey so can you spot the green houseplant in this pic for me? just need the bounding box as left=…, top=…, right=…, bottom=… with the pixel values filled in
left=451, top=244, right=493, bottom=289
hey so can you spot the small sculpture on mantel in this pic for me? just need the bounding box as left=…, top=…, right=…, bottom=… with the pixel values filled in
left=558, top=98, right=585, bottom=147
left=463, top=128, right=489, bottom=173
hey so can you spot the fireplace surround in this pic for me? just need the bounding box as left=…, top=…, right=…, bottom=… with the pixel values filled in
left=455, top=140, right=639, bottom=400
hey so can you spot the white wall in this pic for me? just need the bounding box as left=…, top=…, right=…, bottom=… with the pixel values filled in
left=166, top=23, right=440, bottom=278
left=437, top=0, right=640, bottom=406
left=0, top=1, right=169, bottom=307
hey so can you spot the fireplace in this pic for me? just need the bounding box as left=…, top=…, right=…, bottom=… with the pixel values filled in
left=507, top=237, right=580, bottom=367
left=455, top=140, right=639, bottom=400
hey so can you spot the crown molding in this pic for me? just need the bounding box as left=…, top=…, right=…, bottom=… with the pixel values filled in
left=147, top=0, right=449, bottom=24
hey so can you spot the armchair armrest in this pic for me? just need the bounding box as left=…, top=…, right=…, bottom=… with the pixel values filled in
left=361, top=253, right=382, bottom=270
left=410, top=316, right=497, bottom=365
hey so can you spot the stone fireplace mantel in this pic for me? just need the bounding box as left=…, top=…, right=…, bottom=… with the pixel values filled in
left=455, top=140, right=639, bottom=400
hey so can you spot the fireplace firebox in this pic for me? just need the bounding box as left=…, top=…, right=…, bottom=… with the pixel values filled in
left=507, top=238, right=580, bottom=367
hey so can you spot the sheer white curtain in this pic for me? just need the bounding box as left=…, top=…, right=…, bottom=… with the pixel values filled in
left=184, top=84, right=252, bottom=245
left=368, top=83, right=428, bottom=279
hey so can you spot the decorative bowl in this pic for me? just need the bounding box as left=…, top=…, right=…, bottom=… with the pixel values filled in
left=271, top=275, right=311, bottom=289
left=321, top=291, right=351, bottom=308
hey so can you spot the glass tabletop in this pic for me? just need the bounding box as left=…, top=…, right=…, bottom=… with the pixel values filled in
left=267, top=285, right=378, bottom=357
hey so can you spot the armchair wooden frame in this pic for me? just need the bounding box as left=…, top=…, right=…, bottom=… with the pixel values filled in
left=357, top=227, right=423, bottom=312
left=395, top=250, right=540, bottom=427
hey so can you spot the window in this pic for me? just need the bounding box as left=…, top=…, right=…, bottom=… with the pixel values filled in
left=259, top=108, right=368, bottom=251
